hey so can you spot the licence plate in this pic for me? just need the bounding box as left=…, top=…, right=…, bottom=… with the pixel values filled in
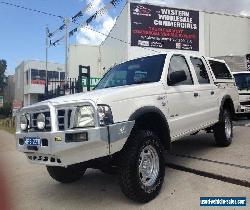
left=24, top=137, right=41, bottom=146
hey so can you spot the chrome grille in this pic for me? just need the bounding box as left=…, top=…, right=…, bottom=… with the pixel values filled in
left=28, top=111, right=51, bottom=132
left=57, top=109, right=72, bottom=131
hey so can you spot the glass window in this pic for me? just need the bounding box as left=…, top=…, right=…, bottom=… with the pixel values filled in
left=60, top=72, right=65, bottom=80
left=48, top=71, right=53, bottom=81
left=31, top=69, right=39, bottom=80
left=47, top=71, right=59, bottom=81
left=95, top=54, right=166, bottom=89
left=234, top=73, right=250, bottom=90
left=53, top=71, right=59, bottom=80
left=167, top=55, right=193, bottom=86
left=31, top=69, right=46, bottom=85
left=191, top=57, right=210, bottom=84
left=39, top=70, right=46, bottom=81
left=209, top=60, right=232, bottom=79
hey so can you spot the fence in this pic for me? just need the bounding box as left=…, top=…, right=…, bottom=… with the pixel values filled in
left=42, top=78, right=82, bottom=101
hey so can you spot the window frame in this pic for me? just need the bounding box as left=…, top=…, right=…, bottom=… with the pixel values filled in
left=190, top=56, right=210, bottom=85
left=167, top=54, right=194, bottom=86
left=208, top=59, right=233, bottom=80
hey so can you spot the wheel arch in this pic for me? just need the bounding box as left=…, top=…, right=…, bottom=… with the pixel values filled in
left=128, top=106, right=171, bottom=150
left=220, top=95, right=235, bottom=119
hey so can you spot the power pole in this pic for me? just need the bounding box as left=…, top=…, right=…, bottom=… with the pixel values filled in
left=64, top=18, right=70, bottom=78
left=45, top=25, right=49, bottom=96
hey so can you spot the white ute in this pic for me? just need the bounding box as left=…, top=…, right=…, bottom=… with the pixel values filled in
left=232, top=71, right=250, bottom=118
left=16, top=52, right=239, bottom=203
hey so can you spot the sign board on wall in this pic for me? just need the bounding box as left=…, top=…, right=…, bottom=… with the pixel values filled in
left=82, top=78, right=101, bottom=88
left=130, top=3, right=199, bottom=51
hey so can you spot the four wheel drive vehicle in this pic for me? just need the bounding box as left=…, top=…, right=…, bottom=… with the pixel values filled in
left=232, top=71, right=250, bottom=118
left=16, top=52, right=239, bottom=203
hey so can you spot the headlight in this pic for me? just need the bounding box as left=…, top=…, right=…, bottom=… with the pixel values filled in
left=97, top=105, right=113, bottom=126
left=37, top=113, right=46, bottom=130
left=20, top=115, right=28, bottom=131
left=74, top=106, right=95, bottom=128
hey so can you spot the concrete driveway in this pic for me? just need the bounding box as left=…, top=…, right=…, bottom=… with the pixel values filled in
left=0, top=121, right=249, bottom=210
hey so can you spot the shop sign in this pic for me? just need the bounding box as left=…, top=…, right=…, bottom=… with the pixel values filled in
left=130, top=2, right=199, bottom=51
left=82, top=78, right=101, bottom=88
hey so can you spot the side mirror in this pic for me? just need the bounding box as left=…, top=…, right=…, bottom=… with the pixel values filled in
left=168, top=70, right=187, bottom=86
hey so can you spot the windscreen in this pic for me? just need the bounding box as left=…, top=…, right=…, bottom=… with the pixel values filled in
left=234, top=73, right=250, bottom=90
left=95, top=54, right=166, bottom=90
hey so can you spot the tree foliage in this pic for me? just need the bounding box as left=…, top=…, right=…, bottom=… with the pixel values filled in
left=0, top=102, right=12, bottom=117
left=0, top=59, right=7, bottom=91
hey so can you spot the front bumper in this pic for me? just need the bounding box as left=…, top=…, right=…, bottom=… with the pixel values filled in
left=16, top=121, right=134, bottom=167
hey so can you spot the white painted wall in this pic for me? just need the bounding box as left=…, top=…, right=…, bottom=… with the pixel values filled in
left=204, top=13, right=250, bottom=57
left=68, top=44, right=100, bottom=78
left=99, top=3, right=130, bottom=74
left=23, top=60, right=64, bottom=73
left=15, top=60, right=64, bottom=106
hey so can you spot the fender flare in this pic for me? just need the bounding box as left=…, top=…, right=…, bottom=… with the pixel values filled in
left=220, top=95, right=235, bottom=118
left=128, top=106, right=171, bottom=150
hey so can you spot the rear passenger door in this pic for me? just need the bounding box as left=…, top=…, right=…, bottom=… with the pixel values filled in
left=189, top=56, right=219, bottom=124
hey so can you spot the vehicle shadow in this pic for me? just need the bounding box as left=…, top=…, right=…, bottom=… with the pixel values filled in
left=37, top=167, right=174, bottom=208
left=168, top=132, right=216, bottom=157
left=37, top=169, right=139, bottom=208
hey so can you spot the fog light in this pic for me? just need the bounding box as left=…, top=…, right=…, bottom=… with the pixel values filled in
left=65, top=132, right=88, bottom=142
left=20, top=115, right=28, bottom=131
left=37, top=113, right=46, bottom=130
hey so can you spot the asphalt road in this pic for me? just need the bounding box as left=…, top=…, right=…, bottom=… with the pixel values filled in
left=0, top=120, right=249, bottom=210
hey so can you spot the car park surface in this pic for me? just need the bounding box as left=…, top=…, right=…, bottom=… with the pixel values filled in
left=1, top=120, right=249, bottom=210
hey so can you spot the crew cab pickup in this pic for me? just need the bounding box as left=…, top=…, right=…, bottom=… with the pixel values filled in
left=16, top=52, right=239, bottom=203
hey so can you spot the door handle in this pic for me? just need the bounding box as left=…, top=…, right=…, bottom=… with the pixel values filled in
left=194, top=92, right=199, bottom=97
left=211, top=91, right=215, bottom=95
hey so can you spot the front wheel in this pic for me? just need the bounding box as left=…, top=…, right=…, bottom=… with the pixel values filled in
left=47, top=165, right=86, bottom=183
left=119, top=130, right=165, bottom=203
left=213, top=109, right=233, bottom=147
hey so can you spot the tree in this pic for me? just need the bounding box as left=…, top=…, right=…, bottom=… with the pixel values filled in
left=0, top=59, right=7, bottom=92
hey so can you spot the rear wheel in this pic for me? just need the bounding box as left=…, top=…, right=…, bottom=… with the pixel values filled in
left=214, top=108, right=233, bottom=147
left=119, top=130, right=165, bottom=203
left=47, top=165, right=86, bottom=183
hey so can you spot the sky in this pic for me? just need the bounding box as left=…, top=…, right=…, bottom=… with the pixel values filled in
left=0, top=0, right=250, bottom=75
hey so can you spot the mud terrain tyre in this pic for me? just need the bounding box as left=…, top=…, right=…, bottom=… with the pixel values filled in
left=47, top=165, right=86, bottom=183
left=100, top=166, right=118, bottom=175
left=119, top=130, right=165, bottom=203
left=214, top=108, right=233, bottom=147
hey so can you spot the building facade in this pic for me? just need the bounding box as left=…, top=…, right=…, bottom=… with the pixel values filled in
left=67, top=1, right=250, bottom=79
left=15, top=60, right=64, bottom=106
